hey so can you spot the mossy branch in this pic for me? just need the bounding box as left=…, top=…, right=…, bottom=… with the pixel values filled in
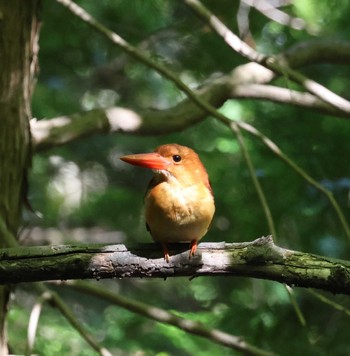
left=1, top=237, right=349, bottom=295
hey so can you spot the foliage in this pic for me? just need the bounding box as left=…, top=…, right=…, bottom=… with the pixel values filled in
left=12, top=0, right=350, bottom=355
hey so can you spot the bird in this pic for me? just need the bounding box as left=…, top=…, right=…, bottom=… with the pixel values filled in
left=120, top=143, right=215, bottom=262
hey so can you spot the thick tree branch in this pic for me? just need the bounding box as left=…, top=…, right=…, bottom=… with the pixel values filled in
left=31, top=67, right=348, bottom=152
left=1, top=237, right=349, bottom=295
left=281, top=39, right=350, bottom=68
left=31, top=70, right=232, bottom=151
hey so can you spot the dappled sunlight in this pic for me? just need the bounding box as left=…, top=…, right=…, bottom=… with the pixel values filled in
left=81, top=89, right=120, bottom=111
left=81, top=162, right=109, bottom=198
left=31, top=116, right=72, bottom=144
left=21, top=226, right=126, bottom=245
left=46, top=156, right=109, bottom=219
left=106, top=107, right=142, bottom=132
left=48, top=157, right=82, bottom=214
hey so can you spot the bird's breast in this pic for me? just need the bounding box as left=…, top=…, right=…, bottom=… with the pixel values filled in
left=145, top=177, right=215, bottom=242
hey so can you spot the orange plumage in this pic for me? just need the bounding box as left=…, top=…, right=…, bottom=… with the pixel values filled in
left=120, top=144, right=215, bottom=261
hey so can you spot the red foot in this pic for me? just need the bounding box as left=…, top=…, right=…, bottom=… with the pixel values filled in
left=162, top=242, right=170, bottom=263
left=189, top=240, right=197, bottom=258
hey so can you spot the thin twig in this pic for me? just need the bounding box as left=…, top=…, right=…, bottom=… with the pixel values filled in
left=243, top=0, right=306, bottom=31
left=47, top=291, right=111, bottom=356
left=285, top=285, right=306, bottom=327
left=237, top=121, right=350, bottom=242
left=230, top=123, right=277, bottom=239
left=31, top=284, right=112, bottom=356
left=307, top=289, right=350, bottom=317
left=54, top=0, right=213, bottom=110
left=183, top=0, right=350, bottom=114
left=229, top=124, right=306, bottom=326
left=65, top=281, right=277, bottom=356
left=185, top=0, right=265, bottom=62
left=25, top=291, right=52, bottom=356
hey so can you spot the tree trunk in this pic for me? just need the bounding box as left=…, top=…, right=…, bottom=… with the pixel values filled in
left=0, top=1, right=40, bottom=352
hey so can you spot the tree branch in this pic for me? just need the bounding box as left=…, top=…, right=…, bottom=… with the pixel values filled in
left=184, top=0, right=350, bottom=113
left=31, top=68, right=348, bottom=152
left=31, top=70, right=232, bottom=152
left=230, top=124, right=277, bottom=239
left=237, top=121, right=350, bottom=241
left=281, top=39, right=350, bottom=68
left=64, top=281, right=275, bottom=356
left=33, top=285, right=112, bottom=356
left=231, top=84, right=344, bottom=115
left=2, top=237, right=350, bottom=295
left=243, top=0, right=306, bottom=31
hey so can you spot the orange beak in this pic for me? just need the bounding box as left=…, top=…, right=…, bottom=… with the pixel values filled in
left=120, top=152, right=170, bottom=170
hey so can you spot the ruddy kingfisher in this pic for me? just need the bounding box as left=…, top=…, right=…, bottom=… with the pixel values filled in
left=120, top=143, right=215, bottom=262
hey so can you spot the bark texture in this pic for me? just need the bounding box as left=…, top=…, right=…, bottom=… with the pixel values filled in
left=0, top=1, right=40, bottom=352
left=1, top=237, right=349, bottom=295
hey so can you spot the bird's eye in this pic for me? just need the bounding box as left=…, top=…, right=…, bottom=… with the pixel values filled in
left=172, top=155, right=182, bottom=163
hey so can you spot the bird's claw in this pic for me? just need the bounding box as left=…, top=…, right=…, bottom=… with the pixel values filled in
left=162, top=242, right=170, bottom=263
left=189, top=240, right=197, bottom=258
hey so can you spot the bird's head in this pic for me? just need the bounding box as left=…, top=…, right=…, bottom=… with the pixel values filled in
left=120, top=143, right=211, bottom=188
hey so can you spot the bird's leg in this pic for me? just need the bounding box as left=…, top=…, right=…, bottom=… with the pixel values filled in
left=161, top=242, right=170, bottom=263
left=189, top=240, right=198, bottom=258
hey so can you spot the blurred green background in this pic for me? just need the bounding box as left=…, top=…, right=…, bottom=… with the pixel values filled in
left=10, top=0, right=350, bottom=355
